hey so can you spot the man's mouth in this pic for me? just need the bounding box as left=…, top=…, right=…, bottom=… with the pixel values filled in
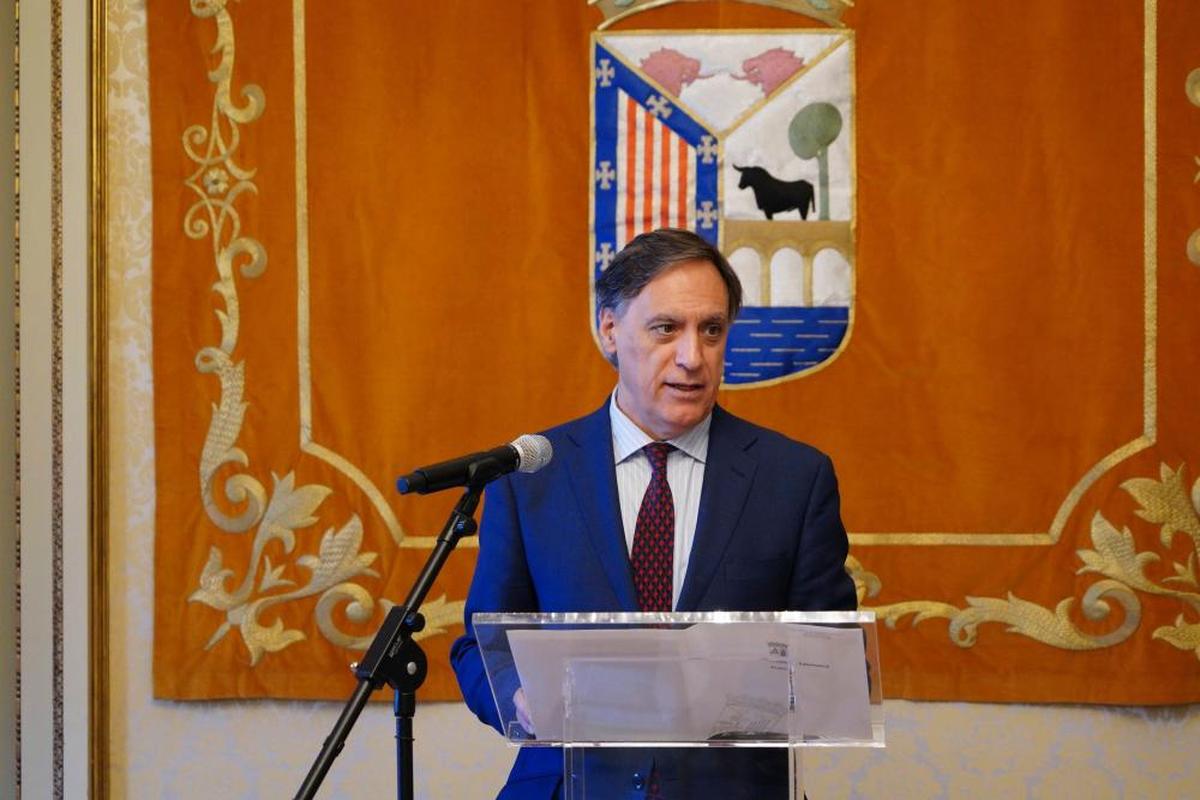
left=665, top=382, right=705, bottom=394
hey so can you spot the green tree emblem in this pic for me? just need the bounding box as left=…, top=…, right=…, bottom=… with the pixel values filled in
left=788, top=102, right=843, bottom=221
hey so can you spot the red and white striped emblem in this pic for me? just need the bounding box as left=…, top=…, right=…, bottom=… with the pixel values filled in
left=614, top=90, right=697, bottom=250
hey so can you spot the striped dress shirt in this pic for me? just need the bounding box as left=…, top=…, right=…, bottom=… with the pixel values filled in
left=609, top=391, right=711, bottom=609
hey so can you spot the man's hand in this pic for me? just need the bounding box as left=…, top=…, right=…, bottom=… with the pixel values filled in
left=513, top=687, right=536, bottom=735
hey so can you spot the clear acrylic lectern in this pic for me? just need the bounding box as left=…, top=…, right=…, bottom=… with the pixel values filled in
left=473, top=611, right=884, bottom=799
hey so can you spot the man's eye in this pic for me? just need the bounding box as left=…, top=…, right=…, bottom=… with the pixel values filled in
left=704, top=324, right=725, bottom=337
left=652, top=323, right=675, bottom=335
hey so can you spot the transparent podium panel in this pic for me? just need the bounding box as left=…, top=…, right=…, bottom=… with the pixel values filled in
left=472, top=611, right=884, bottom=753
left=563, top=743, right=801, bottom=800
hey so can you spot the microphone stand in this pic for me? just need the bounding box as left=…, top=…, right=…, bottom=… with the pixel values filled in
left=295, top=460, right=501, bottom=800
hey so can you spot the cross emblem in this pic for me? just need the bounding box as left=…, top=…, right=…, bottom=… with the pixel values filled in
left=697, top=200, right=718, bottom=229
left=698, top=135, right=718, bottom=165
left=595, top=161, right=616, bottom=190
left=595, top=59, right=615, bottom=88
left=594, top=242, right=615, bottom=269
left=646, top=94, right=672, bottom=119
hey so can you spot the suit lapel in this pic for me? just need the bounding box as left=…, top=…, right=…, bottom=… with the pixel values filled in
left=677, top=406, right=757, bottom=611
left=564, top=403, right=638, bottom=611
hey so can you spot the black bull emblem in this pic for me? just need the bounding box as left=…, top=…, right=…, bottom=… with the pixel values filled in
left=734, top=165, right=815, bottom=221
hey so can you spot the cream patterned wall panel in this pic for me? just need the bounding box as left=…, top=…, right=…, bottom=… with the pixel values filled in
left=105, top=1, right=1200, bottom=797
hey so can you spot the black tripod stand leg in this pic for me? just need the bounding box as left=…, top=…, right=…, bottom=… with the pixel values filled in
left=395, top=689, right=416, bottom=799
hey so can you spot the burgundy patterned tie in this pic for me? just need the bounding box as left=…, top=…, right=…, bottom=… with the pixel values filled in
left=631, top=442, right=675, bottom=613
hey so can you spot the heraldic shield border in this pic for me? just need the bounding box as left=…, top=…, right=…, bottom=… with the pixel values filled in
left=589, top=30, right=857, bottom=388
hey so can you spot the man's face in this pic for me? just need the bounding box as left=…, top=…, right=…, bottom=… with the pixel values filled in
left=598, top=259, right=730, bottom=440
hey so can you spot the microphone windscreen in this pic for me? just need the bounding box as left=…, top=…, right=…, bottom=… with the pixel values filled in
left=510, top=434, right=553, bottom=474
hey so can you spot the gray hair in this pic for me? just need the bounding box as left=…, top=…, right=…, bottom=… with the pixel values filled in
left=596, top=228, right=743, bottom=321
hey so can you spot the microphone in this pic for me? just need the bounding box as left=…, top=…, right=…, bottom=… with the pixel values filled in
left=395, top=434, right=553, bottom=495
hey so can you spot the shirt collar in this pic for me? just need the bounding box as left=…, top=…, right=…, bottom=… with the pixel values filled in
left=609, top=388, right=711, bottom=465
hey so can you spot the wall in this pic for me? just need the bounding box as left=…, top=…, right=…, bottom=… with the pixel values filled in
left=10, top=0, right=92, bottom=795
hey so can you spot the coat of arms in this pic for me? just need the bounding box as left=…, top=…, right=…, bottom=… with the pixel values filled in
left=591, top=31, right=855, bottom=386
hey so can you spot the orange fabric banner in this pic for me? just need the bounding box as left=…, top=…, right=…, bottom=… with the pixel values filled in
left=150, top=1, right=1200, bottom=703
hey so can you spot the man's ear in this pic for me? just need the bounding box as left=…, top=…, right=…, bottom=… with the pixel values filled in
left=597, top=307, right=619, bottom=357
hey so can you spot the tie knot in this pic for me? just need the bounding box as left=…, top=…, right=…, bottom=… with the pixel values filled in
left=644, top=442, right=673, bottom=474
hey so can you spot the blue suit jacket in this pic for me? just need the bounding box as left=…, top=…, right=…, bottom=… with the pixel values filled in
left=450, top=401, right=856, bottom=798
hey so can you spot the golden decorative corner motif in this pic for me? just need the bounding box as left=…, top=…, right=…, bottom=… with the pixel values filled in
left=850, top=462, right=1200, bottom=658
left=589, top=0, right=850, bottom=31
left=189, top=474, right=379, bottom=663
left=1119, top=464, right=1200, bottom=657
left=180, top=0, right=461, bottom=665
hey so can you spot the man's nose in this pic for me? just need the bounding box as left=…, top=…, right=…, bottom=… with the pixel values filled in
left=675, top=331, right=702, bottom=369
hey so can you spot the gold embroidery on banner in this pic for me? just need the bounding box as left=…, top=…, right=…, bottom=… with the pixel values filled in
left=184, top=0, right=268, bottom=533
left=1186, top=61, right=1200, bottom=266
left=850, top=462, right=1200, bottom=657
left=1186, top=227, right=1200, bottom=267
left=1187, top=69, right=1200, bottom=107
left=182, top=0, right=443, bottom=664
left=315, top=587, right=463, bottom=650
left=189, top=474, right=379, bottom=664
left=1119, top=465, right=1200, bottom=658
left=1143, top=0, right=1159, bottom=442
left=849, top=556, right=1140, bottom=650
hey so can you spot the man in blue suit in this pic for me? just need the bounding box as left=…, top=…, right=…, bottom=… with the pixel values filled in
left=451, top=229, right=856, bottom=798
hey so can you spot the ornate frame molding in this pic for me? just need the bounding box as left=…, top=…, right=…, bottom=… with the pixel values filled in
left=89, top=0, right=109, bottom=793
